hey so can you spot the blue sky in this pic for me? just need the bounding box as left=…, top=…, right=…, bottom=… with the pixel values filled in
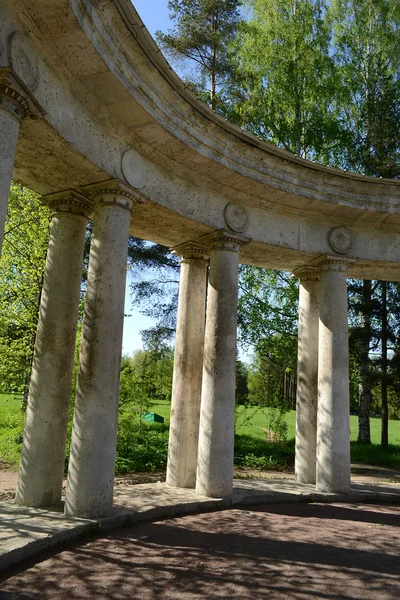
left=133, top=0, right=171, bottom=36
left=122, top=1, right=172, bottom=355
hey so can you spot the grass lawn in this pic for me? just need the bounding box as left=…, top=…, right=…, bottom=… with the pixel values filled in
left=1, top=394, right=400, bottom=472
left=151, top=401, right=400, bottom=444
left=0, top=393, right=24, bottom=467
left=151, top=400, right=400, bottom=470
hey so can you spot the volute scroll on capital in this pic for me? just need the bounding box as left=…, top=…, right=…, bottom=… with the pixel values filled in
left=199, top=229, right=251, bottom=253
left=171, top=241, right=209, bottom=263
left=42, top=190, right=94, bottom=219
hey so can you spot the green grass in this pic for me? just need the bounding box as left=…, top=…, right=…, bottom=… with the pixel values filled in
left=0, top=393, right=24, bottom=468
left=2, top=394, right=400, bottom=473
left=152, top=401, right=400, bottom=470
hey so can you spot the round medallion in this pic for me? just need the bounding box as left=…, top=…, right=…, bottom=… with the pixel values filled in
left=224, top=202, right=249, bottom=233
left=8, top=32, right=39, bottom=91
left=121, top=149, right=147, bottom=189
left=328, top=226, right=354, bottom=254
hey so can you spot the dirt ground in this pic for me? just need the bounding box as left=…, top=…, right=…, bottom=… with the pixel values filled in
left=1, top=502, right=399, bottom=599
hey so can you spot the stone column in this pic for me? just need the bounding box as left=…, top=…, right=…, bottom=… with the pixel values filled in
left=15, top=192, right=92, bottom=508
left=64, top=180, right=136, bottom=519
left=166, top=242, right=209, bottom=489
left=292, top=266, right=320, bottom=485
left=313, top=255, right=353, bottom=494
left=0, top=78, right=30, bottom=250
left=196, top=230, right=248, bottom=499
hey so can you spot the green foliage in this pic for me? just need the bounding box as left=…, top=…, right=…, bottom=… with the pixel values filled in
left=116, top=414, right=169, bottom=472
left=229, top=0, right=341, bottom=159
left=329, top=0, right=400, bottom=176
left=0, top=185, right=50, bottom=394
left=0, top=394, right=24, bottom=467
left=235, top=359, right=249, bottom=405
left=156, top=0, right=242, bottom=110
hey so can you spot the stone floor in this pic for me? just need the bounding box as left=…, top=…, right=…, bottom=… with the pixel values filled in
left=1, top=475, right=399, bottom=572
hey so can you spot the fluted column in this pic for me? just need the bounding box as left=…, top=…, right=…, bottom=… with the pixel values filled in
left=15, top=191, right=92, bottom=507
left=166, top=242, right=209, bottom=488
left=313, top=255, right=353, bottom=493
left=65, top=180, right=136, bottom=519
left=0, top=78, right=30, bottom=251
left=292, top=266, right=320, bottom=484
left=196, top=230, right=249, bottom=499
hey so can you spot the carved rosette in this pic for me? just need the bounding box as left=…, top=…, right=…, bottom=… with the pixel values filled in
left=82, top=179, right=143, bottom=213
left=0, top=78, right=30, bottom=122
left=224, top=202, right=249, bottom=234
left=328, top=226, right=354, bottom=255
left=171, top=241, right=209, bottom=263
left=292, top=265, right=320, bottom=283
left=8, top=31, right=40, bottom=92
left=42, top=190, right=94, bottom=219
left=199, top=229, right=251, bottom=253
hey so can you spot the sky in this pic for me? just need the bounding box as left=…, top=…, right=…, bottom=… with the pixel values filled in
left=122, top=1, right=172, bottom=355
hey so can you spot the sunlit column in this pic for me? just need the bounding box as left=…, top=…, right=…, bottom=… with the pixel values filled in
left=166, top=242, right=209, bottom=488
left=0, top=78, right=30, bottom=252
left=314, top=255, right=353, bottom=493
left=292, top=266, right=320, bottom=484
left=15, top=192, right=92, bottom=507
left=65, top=181, right=136, bottom=519
left=196, top=230, right=249, bottom=499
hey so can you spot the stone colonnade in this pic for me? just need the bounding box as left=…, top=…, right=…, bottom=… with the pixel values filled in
left=2, top=76, right=354, bottom=516
left=15, top=179, right=140, bottom=519
left=294, top=256, right=353, bottom=493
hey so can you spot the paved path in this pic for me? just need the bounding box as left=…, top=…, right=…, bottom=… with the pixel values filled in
left=0, top=475, right=399, bottom=573
left=1, top=501, right=399, bottom=599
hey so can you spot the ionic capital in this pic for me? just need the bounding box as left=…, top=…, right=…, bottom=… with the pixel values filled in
left=310, top=254, right=356, bottom=273
left=42, top=190, right=93, bottom=220
left=292, top=265, right=320, bottom=283
left=81, top=179, right=144, bottom=214
left=171, top=241, right=209, bottom=263
left=0, top=77, right=30, bottom=122
left=199, top=229, right=251, bottom=253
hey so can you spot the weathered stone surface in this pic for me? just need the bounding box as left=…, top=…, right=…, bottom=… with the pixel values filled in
left=16, top=192, right=91, bottom=508
left=1, top=0, right=400, bottom=276
left=313, top=256, right=354, bottom=493
left=196, top=231, right=249, bottom=499
left=166, top=242, right=209, bottom=489
left=64, top=183, right=135, bottom=519
left=293, top=266, right=320, bottom=485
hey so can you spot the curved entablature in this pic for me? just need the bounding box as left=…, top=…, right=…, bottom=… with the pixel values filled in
left=1, top=0, right=400, bottom=278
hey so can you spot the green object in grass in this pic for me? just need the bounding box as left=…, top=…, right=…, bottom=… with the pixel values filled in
left=141, top=411, right=165, bottom=424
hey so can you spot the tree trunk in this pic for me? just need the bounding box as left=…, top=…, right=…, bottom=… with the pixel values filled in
left=357, top=280, right=372, bottom=443
left=381, top=281, right=389, bottom=447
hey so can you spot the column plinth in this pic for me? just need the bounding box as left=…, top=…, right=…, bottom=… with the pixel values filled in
left=196, top=230, right=249, bottom=499
left=166, top=242, right=209, bottom=489
left=292, top=266, right=320, bottom=484
left=16, top=191, right=92, bottom=507
left=64, top=180, right=137, bottom=519
left=0, top=78, right=30, bottom=250
left=313, top=255, right=354, bottom=493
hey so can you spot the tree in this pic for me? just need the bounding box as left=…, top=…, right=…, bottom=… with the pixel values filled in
left=127, top=239, right=180, bottom=345
left=329, top=0, right=400, bottom=176
left=236, top=359, right=249, bottom=405
left=228, top=0, right=342, bottom=159
left=156, top=0, right=242, bottom=111
left=0, top=185, right=50, bottom=395
left=331, top=0, right=400, bottom=444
